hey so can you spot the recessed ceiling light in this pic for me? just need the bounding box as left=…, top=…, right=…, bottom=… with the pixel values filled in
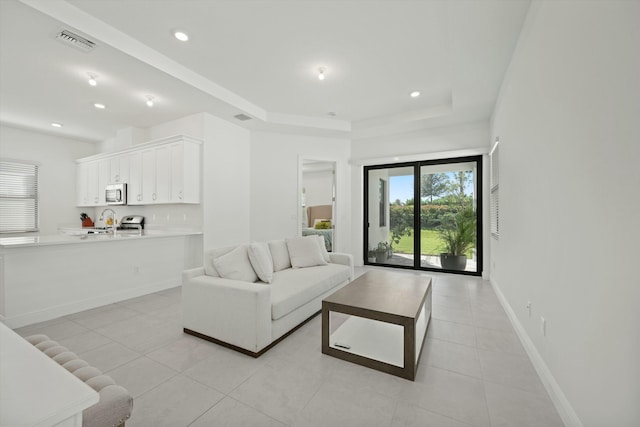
left=87, top=73, right=97, bottom=86
left=173, top=31, right=189, bottom=42
left=410, top=90, right=421, bottom=98
left=94, top=103, right=106, bottom=109
left=145, top=95, right=155, bottom=107
left=51, top=122, right=63, bottom=128
left=318, top=68, right=326, bottom=81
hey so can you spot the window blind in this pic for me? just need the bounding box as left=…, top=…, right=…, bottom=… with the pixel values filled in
left=490, top=142, right=499, bottom=239
left=0, top=161, right=39, bottom=233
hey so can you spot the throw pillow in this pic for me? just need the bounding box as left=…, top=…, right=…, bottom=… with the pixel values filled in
left=313, top=219, right=331, bottom=229
left=269, top=239, right=292, bottom=272
left=248, top=242, right=274, bottom=284
left=286, top=236, right=328, bottom=268
left=314, top=235, right=331, bottom=262
left=204, top=246, right=235, bottom=277
left=213, top=246, right=258, bottom=282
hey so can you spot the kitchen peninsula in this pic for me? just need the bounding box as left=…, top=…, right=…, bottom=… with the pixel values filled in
left=0, top=229, right=202, bottom=328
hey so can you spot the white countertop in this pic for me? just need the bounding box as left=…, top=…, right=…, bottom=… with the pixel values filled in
left=0, top=322, right=99, bottom=426
left=0, top=228, right=202, bottom=248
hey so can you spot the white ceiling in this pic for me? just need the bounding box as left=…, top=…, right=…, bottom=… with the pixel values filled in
left=0, top=0, right=530, bottom=143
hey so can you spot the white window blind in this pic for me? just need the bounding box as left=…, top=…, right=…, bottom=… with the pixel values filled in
left=0, top=161, right=39, bottom=233
left=490, top=142, right=499, bottom=239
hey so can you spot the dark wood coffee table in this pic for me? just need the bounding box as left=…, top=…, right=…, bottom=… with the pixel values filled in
left=322, top=270, right=432, bottom=380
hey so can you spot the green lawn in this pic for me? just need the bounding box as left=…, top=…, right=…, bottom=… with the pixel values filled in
left=391, top=229, right=444, bottom=255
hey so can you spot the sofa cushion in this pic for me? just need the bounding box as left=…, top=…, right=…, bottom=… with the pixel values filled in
left=204, top=246, right=236, bottom=277
left=270, top=263, right=350, bottom=320
left=286, top=236, right=328, bottom=268
left=213, top=246, right=258, bottom=283
left=314, top=235, right=331, bottom=262
left=248, top=242, right=274, bottom=284
left=269, top=239, right=291, bottom=272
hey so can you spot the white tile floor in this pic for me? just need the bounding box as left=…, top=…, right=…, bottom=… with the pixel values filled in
left=14, top=268, right=564, bottom=427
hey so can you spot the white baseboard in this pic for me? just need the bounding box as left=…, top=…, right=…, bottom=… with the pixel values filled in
left=490, top=277, right=583, bottom=427
left=4, top=280, right=178, bottom=329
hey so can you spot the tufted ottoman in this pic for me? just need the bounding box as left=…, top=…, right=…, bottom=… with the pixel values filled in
left=25, top=335, right=133, bottom=427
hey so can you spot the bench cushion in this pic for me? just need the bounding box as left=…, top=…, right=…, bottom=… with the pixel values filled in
left=270, top=263, right=350, bottom=320
left=25, top=334, right=133, bottom=427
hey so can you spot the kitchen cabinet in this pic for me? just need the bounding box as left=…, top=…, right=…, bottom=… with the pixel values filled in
left=141, top=149, right=155, bottom=204
left=76, top=160, right=100, bottom=207
left=109, top=154, right=129, bottom=184
left=76, top=135, right=201, bottom=207
left=128, top=152, right=142, bottom=205
left=76, top=162, right=89, bottom=206
left=170, top=140, right=200, bottom=203
left=97, top=158, right=109, bottom=205
left=154, top=145, right=171, bottom=203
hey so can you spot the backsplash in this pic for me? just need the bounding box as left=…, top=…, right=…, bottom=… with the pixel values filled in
left=86, top=204, right=202, bottom=230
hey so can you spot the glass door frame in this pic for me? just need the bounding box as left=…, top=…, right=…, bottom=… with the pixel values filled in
left=363, top=155, right=483, bottom=276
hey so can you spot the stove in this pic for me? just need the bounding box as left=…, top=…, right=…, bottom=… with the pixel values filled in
left=118, top=215, right=144, bottom=230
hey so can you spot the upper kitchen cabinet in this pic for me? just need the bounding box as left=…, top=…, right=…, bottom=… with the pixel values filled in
left=109, top=155, right=129, bottom=184
left=128, top=151, right=142, bottom=205
left=76, top=135, right=202, bottom=207
left=170, top=140, right=200, bottom=203
left=76, top=160, right=101, bottom=207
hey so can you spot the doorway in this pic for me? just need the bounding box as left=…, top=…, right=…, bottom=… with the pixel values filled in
left=299, top=158, right=336, bottom=252
left=364, top=156, right=482, bottom=275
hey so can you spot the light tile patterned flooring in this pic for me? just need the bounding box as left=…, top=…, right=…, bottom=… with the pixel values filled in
left=14, top=268, right=563, bottom=426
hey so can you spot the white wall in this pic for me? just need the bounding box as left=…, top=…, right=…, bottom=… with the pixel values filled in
left=250, top=131, right=351, bottom=253
left=351, top=121, right=489, bottom=163
left=350, top=121, right=490, bottom=267
left=203, top=114, right=251, bottom=249
left=490, top=1, right=640, bottom=425
left=302, top=169, right=333, bottom=208
left=0, top=125, right=96, bottom=235
left=146, top=114, right=205, bottom=141
left=367, top=169, right=390, bottom=251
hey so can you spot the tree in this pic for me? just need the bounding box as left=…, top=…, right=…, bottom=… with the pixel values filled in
left=389, top=205, right=413, bottom=246
left=448, top=171, right=473, bottom=208
left=421, top=173, right=449, bottom=203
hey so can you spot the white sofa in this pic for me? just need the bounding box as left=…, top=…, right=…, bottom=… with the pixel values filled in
left=182, top=236, right=353, bottom=356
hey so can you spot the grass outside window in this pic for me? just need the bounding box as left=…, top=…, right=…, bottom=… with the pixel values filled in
left=392, top=229, right=473, bottom=257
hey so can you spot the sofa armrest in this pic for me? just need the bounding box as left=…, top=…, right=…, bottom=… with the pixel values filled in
left=183, top=267, right=205, bottom=282
left=329, top=252, right=354, bottom=280
left=182, top=274, right=272, bottom=353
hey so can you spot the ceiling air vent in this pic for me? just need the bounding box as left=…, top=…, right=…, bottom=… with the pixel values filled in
left=234, top=113, right=252, bottom=121
left=56, top=29, right=96, bottom=52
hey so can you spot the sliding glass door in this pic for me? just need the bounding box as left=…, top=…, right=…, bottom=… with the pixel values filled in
left=364, top=156, right=482, bottom=275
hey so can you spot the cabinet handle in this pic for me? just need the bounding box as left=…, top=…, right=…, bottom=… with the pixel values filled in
left=152, top=193, right=157, bottom=201
left=178, top=191, right=183, bottom=200
left=137, top=194, right=142, bottom=201
left=114, top=174, right=120, bottom=182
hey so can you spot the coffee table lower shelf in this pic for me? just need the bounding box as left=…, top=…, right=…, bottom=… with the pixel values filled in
left=321, top=272, right=432, bottom=381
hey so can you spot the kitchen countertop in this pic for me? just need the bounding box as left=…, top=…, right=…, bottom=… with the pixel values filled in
left=0, top=228, right=202, bottom=248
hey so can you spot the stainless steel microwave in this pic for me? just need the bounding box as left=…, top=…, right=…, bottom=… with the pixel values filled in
left=106, top=183, right=127, bottom=205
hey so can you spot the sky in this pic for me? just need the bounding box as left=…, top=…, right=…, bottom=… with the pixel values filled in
left=389, top=175, right=415, bottom=203
left=389, top=172, right=474, bottom=204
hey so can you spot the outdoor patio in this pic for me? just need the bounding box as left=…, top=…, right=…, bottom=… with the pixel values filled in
left=381, top=253, right=478, bottom=273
